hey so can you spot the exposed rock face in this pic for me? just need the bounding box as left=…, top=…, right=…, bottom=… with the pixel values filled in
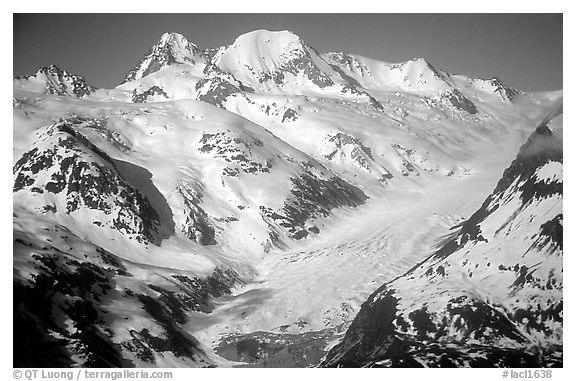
left=123, top=32, right=201, bottom=83
left=197, top=128, right=368, bottom=241
left=15, top=65, right=95, bottom=97
left=324, top=133, right=371, bottom=167
left=323, top=116, right=563, bottom=368
left=213, top=30, right=338, bottom=91
left=441, top=89, right=478, bottom=114
left=281, top=107, right=298, bottom=122
left=13, top=214, right=241, bottom=367
left=468, top=76, right=521, bottom=102
left=131, top=85, right=169, bottom=103
left=273, top=43, right=335, bottom=88
left=445, top=122, right=562, bottom=253
left=320, top=132, right=393, bottom=182
left=260, top=170, right=368, bottom=240
left=386, top=58, right=452, bottom=90
left=195, top=77, right=244, bottom=108
left=177, top=181, right=216, bottom=245
left=198, top=130, right=271, bottom=176
left=13, top=116, right=163, bottom=245
left=488, top=77, right=520, bottom=101
left=323, top=52, right=372, bottom=77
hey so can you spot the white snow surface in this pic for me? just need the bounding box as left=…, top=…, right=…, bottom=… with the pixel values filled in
left=12, top=29, right=563, bottom=367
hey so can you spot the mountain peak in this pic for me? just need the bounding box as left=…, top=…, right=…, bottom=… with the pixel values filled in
left=38, top=64, right=65, bottom=74
left=157, top=32, right=198, bottom=51
left=211, top=29, right=339, bottom=91
left=463, top=75, right=521, bottom=101
left=404, top=57, right=441, bottom=75
left=14, top=64, right=95, bottom=97
left=122, top=32, right=200, bottom=83
left=234, top=29, right=302, bottom=45
left=223, top=29, right=307, bottom=62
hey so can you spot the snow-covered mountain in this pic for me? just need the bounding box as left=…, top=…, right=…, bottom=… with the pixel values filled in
left=323, top=110, right=563, bottom=368
left=14, top=65, right=95, bottom=97
left=13, top=29, right=562, bottom=367
left=13, top=116, right=164, bottom=245
left=123, top=32, right=205, bottom=83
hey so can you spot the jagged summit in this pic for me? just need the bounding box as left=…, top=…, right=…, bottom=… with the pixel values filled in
left=484, top=76, right=521, bottom=101
left=156, top=32, right=200, bottom=56
left=37, top=64, right=70, bottom=74
left=391, top=57, right=452, bottom=87
left=14, top=64, right=95, bottom=97
left=115, top=29, right=519, bottom=108
left=448, top=74, right=521, bottom=102
left=123, top=32, right=201, bottom=83
left=15, top=64, right=67, bottom=79
left=159, top=31, right=193, bottom=43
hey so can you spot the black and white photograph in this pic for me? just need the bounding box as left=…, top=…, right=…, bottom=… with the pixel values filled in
left=12, top=9, right=564, bottom=372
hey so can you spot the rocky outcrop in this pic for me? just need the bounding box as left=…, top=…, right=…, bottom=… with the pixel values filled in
left=441, top=89, right=478, bottom=114
left=123, top=32, right=201, bottom=83
left=260, top=170, right=367, bottom=240
left=195, top=77, right=244, bottom=108
left=177, top=181, right=216, bottom=245
left=131, top=85, right=169, bottom=103
left=13, top=215, right=242, bottom=367
left=13, top=116, right=162, bottom=245
left=15, top=65, right=95, bottom=97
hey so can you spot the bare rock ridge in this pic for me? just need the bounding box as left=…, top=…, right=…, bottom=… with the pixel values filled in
left=15, top=64, right=95, bottom=97
left=14, top=213, right=242, bottom=367
left=13, top=116, right=165, bottom=245
left=123, top=32, right=201, bottom=82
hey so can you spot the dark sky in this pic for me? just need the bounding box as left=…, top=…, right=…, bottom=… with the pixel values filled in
left=13, top=14, right=563, bottom=91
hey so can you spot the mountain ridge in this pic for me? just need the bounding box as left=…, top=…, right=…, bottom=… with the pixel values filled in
left=14, top=64, right=96, bottom=97
left=13, top=29, right=562, bottom=368
left=322, top=110, right=563, bottom=368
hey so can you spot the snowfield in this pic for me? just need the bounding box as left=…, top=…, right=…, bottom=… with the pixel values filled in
left=13, top=30, right=562, bottom=368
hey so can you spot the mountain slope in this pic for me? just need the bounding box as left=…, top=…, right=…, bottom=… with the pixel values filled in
left=213, top=30, right=346, bottom=94
left=14, top=65, right=95, bottom=97
left=123, top=32, right=203, bottom=83
left=13, top=208, right=242, bottom=367
left=322, top=110, right=563, bottom=368
left=13, top=116, right=167, bottom=246
left=13, top=29, right=562, bottom=368
left=108, top=30, right=534, bottom=193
